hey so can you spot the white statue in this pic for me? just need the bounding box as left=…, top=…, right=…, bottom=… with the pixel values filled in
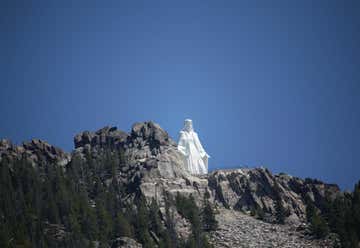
left=177, top=119, right=210, bottom=175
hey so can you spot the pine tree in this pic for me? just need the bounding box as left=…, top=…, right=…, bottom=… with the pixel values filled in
left=175, top=193, right=215, bottom=248
left=310, top=212, right=329, bottom=239
left=305, top=196, right=329, bottom=239
left=135, top=197, right=155, bottom=248
left=202, top=196, right=217, bottom=231
left=352, top=181, right=360, bottom=241
left=80, top=205, right=98, bottom=240
left=114, top=212, right=133, bottom=238
left=149, top=199, right=163, bottom=237
left=163, top=193, right=178, bottom=248
left=275, top=199, right=286, bottom=224
left=96, top=201, right=113, bottom=242
left=273, top=182, right=288, bottom=224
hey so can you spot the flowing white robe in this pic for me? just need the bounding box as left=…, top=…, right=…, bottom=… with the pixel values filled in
left=177, top=130, right=209, bottom=175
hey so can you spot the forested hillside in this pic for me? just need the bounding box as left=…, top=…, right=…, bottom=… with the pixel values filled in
left=0, top=122, right=359, bottom=248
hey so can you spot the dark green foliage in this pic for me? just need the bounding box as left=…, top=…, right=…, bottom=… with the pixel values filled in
left=305, top=196, right=316, bottom=223
left=275, top=199, right=287, bottom=224
left=175, top=193, right=214, bottom=248
left=114, top=212, right=133, bottom=238
left=96, top=202, right=112, bottom=242
left=305, top=196, right=329, bottom=239
left=0, top=149, right=164, bottom=248
left=250, top=204, right=265, bottom=220
left=149, top=199, right=163, bottom=238
left=352, top=182, right=360, bottom=239
left=175, top=193, right=198, bottom=221
left=310, top=212, right=330, bottom=239
left=134, top=196, right=155, bottom=248
left=175, top=193, right=201, bottom=246
left=304, top=182, right=360, bottom=247
left=0, top=158, right=49, bottom=247
left=319, top=181, right=360, bottom=248
left=3, top=146, right=359, bottom=248
left=202, top=195, right=218, bottom=231
left=163, top=193, right=178, bottom=248
left=273, top=181, right=290, bottom=224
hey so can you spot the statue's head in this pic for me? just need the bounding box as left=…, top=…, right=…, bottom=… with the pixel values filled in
left=183, top=119, right=193, bottom=132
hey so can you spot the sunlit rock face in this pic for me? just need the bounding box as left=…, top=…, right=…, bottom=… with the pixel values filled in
left=177, top=119, right=210, bottom=175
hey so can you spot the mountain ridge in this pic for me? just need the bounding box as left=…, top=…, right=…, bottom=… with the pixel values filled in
left=0, top=121, right=358, bottom=248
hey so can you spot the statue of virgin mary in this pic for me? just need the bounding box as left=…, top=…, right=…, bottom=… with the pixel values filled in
left=177, top=119, right=210, bottom=175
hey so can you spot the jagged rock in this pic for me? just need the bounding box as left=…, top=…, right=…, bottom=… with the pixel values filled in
left=208, top=168, right=340, bottom=223
left=43, top=222, right=68, bottom=242
left=130, top=122, right=176, bottom=148
left=72, top=122, right=212, bottom=240
left=0, top=121, right=344, bottom=247
left=69, top=122, right=342, bottom=242
left=0, top=138, right=70, bottom=168
left=111, top=237, right=142, bottom=248
left=0, top=139, right=12, bottom=150
left=125, top=122, right=213, bottom=211
left=74, top=126, right=128, bottom=149
left=124, top=121, right=178, bottom=163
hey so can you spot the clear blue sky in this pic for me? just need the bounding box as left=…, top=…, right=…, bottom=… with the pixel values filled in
left=1, top=1, right=359, bottom=190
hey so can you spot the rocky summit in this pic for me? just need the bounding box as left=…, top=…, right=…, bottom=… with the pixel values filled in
left=0, top=121, right=357, bottom=248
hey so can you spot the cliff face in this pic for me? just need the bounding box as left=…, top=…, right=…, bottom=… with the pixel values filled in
left=72, top=122, right=209, bottom=204
left=208, top=168, right=340, bottom=224
left=70, top=122, right=340, bottom=224
left=0, top=121, right=341, bottom=247
left=72, top=122, right=210, bottom=240
left=0, top=138, right=70, bottom=168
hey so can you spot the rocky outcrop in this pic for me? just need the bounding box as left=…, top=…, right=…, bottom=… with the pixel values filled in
left=0, top=121, right=344, bottom=247
left=111, top=237, right=142, bottom=248
left=72, top=122, right=211, bottom=240
left=74, top=126, right=129, bottom=151
left=73, top=122, right=210, bottom=204
left=124, top=121, right=187, bottom=179
left=43, top=222, right=68, bottom=244
left=208, top=168, right=340, bottom=224
left=2, top=122, right=340, bottom=224
left=0, top=138, right=70, bottom=168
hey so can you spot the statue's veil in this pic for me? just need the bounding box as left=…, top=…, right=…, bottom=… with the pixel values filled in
left=182, top=119, right=193, bottom=132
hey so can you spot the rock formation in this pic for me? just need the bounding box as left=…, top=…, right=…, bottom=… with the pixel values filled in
left=0, top=138, right=70, bottom=168
left=208, top=168, right=340, bottom=224
left=0, top=121, right=344, bottom=247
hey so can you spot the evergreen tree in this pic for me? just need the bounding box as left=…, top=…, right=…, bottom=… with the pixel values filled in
left=135, top=197, right=155, bottom=248
left=149, top=199, right=163, bottom=237
left=114, top=212, right=133, bottom=238
left=310, top=212, right=329, bottom=239
left=96, top=201, right=112, bottom=242
left=163, top=193, right=178, bottom=248
left=273, top=182, right=288, bottom=224
left=250, top=204, right=265, bottom=220
left=275, top=199, right=286, bottom=224
left=202, top=195, right=218, bottom=231
left=3, top=146, right=360, bottom=248
left=176, top=193, right=214, bottom=248
left=305, top=196, right=329, bottom=239
left=352, top=181, right=360, bottom=239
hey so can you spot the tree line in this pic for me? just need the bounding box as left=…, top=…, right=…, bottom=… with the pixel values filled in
left=0, top=148, right=217, bottom=248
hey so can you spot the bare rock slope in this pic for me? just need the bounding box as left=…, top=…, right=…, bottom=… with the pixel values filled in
left=210, top=208, right=334, bottom=248
left=208, top=168, right=340, bottom=224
